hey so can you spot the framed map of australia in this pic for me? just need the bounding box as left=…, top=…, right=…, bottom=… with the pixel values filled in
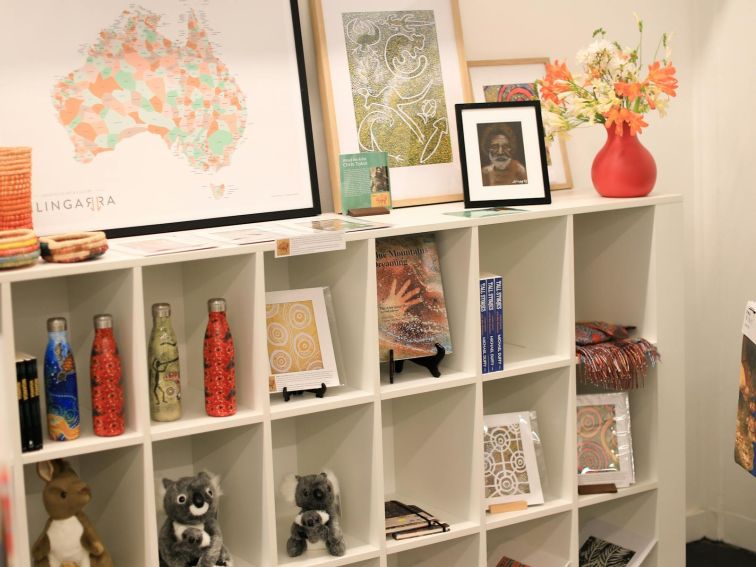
left=0, top=1, right=320, bottom=236
left=311, top=0, right=471, bottom=211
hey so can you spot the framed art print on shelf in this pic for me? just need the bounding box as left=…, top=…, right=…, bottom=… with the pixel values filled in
left=265, top=287, right=341, bottom=395
left=0, top=0, right=320, bottom=237
left=467, top=58, right=573, bottom=190
left=483, top=412, right=544, bottom=507
left=311, top=0, right=472, bottom=210
left=576, top=392, right=635, bottom=488
left=456, top=101, right=551, bottom=209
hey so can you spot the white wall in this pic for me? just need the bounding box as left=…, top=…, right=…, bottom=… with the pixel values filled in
left=686, top=0, right=756, bottom=551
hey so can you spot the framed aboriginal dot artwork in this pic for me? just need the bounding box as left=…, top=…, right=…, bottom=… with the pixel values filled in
left=576, top=392, right=635, bottom=487
left=311, top=0, right=472, bottom=210
left=265, top=287, right=340, bottom=395
left=0, top=0, right=320, bottom=237
left=483, top=412, right=544, bottom=507
left=467, top=58, right=572, bottom=190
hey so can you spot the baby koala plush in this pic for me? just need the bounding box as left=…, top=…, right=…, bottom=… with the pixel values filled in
left=284, top=471, right=345, bottom=557
left=159, top=471, right=232, bottom=567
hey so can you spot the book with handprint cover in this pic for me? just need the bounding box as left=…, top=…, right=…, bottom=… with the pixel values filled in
left=376, top=234, right=452, bottom=361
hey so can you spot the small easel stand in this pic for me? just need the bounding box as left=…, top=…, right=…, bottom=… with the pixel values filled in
left=578, top=483, right=618, bottom=495
left=487, top=501, right=528, bottom=514
left=282, top=383, right=327, bottom=403
left=388, top=344, right=446, bottom=384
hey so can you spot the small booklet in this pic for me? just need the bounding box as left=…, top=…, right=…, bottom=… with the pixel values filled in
left=340, top=151, right=392, bottom=212
left=109, top=233, right=217, bottom=256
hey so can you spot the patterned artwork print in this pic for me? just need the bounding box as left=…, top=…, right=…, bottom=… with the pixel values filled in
left=52, top=7, right=247, bottom=173
left=577, top=404, right=620, bottom=475
left=579, top=536, right=636, bottom=567
left=343, top=11, right=452, bottom=168
left=483, top=83, right=537, bottom=102
left=735, top=334, right=756, bottom=475
left=495, top=557, right=531, bottom=567
left=484, top=423, right=531, bottom=499
left=266, top=300, right=324, bottom=378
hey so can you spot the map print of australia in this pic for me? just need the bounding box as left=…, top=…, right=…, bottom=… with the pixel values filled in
left=52, top=8, right=247, bottom=172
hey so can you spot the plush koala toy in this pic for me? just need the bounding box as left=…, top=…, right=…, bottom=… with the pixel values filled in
left=284, top=472, right=345, bottom=557
left=159, top=471, right=233, bottom=567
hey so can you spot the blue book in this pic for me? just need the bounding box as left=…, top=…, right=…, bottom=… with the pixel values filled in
left=485, top=277, right=496, bottom=372
left=479, top=278, right=488, bottom=374
left=494, top=277, right=504, bottom=371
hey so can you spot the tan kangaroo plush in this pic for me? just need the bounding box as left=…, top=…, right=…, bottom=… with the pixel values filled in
left=31, top=459, right=114, bottom=567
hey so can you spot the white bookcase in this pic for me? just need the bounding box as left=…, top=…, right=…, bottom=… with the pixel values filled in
left=0, top=191, right=684, bottom=566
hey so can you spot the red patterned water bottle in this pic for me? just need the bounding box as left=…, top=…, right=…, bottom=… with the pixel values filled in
left=204, top=298, right=236, bottom=417
left=90, top=314, right=125, bottom=436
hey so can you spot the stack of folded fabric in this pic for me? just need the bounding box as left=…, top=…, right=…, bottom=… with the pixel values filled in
left=576, top=321, right=660, bottom=390
left=0, top=228, right=40, bottom=269
left=40, top=232, right=108, bottom=263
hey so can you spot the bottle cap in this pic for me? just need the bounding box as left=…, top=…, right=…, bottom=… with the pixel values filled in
left=47, top=317, right=67, bottom=332
left=152, top=303, right=171, bottom=318
left=208, top=298, right=226, bottom=313
left=93, top=314, right=113, bottom=329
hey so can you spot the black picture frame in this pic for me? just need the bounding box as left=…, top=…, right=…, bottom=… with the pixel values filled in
left=105, top=0, right=320, bottom=238
left=455, top=101, right=551, bottom=209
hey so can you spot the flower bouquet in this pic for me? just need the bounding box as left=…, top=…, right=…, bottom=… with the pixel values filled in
left=537, top=19, right=679, bottom=197
left=538, top=20, right=677, bottom=138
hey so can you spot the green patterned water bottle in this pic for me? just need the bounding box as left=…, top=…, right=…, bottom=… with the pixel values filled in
left=148, top=303, right=181, bottom=422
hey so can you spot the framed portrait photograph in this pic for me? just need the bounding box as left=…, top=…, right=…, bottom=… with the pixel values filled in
left=456, top=101, right=551, bottom=209
left=0, top=0, right=320, bottom=237
left=467, top=58, right=572, bottom=190
left=311, top=0, right=472, bottom=211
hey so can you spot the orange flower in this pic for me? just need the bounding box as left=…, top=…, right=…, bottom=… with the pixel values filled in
left=539, top=60, right=573, bottom=104
left=647, top=61, right=678, bottom=97
left=604, top=106, right=649, bottom=136
left=614, top=81, right=644, bottom=102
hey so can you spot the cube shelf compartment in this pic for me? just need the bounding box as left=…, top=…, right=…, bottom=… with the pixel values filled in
left=0, top=192, right=683, bottom=566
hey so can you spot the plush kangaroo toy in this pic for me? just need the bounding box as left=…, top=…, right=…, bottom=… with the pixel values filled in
left=31, top=459, right=113, bottom=567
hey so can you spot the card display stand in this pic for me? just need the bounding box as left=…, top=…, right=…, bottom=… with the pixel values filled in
left=0, top=193, right=684, bottom=566
left=388, top=344, right=446, bottom=383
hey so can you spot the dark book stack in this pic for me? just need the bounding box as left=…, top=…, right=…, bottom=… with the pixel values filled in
left=16, top=353, right=43, bottom=452
left=384, top=500, right=449, bottom=540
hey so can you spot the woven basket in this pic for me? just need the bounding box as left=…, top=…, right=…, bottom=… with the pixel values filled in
left=0, top=147, right=33, bottom=230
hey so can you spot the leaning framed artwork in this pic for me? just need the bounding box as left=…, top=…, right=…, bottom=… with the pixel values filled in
left=456, top=101, right=551, bottom=209
left=0, top=0, right=320, bottom=237
left=311, top=0, right=471, bottom=210
left=467, top=58, right=572, bottom=190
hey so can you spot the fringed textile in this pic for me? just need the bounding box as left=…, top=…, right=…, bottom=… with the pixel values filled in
left=576, top=322, right=660, bottom=390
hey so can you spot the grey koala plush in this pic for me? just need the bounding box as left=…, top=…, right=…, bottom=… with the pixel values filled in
left=285, top=472, right=345, bottom=557
left=159, top=471, right=233, bottom=567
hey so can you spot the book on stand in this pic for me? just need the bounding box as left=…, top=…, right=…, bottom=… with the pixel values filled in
left=384, top=500, right=449, bottom=540
left=376, top=234, right=452, bottom=362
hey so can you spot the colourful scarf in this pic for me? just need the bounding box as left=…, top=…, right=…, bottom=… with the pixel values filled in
left=576, top=322, right=660, bottom=390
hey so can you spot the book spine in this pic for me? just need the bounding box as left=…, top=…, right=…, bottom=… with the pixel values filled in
left=480, top=278, right=488, bottom=374
left=486, top=277, right=495, bottom=372
left=495, top=276, right=503, bottom=372
left=27, top=359, right=43, bottom=451
left=16, top=360, right=31, bottom=453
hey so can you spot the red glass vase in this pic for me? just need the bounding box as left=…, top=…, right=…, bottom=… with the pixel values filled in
left=591, top=123, right=657, bottom=198
left=204, top=298, right=237, bottom=417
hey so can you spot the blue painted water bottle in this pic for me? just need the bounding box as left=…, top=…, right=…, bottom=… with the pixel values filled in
left=44, top=317, right=81, bottom=440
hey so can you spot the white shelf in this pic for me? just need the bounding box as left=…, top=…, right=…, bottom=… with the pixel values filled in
left=0, top=192, right=684, bottom=566
left=578, top=480, right=659, bottom=509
